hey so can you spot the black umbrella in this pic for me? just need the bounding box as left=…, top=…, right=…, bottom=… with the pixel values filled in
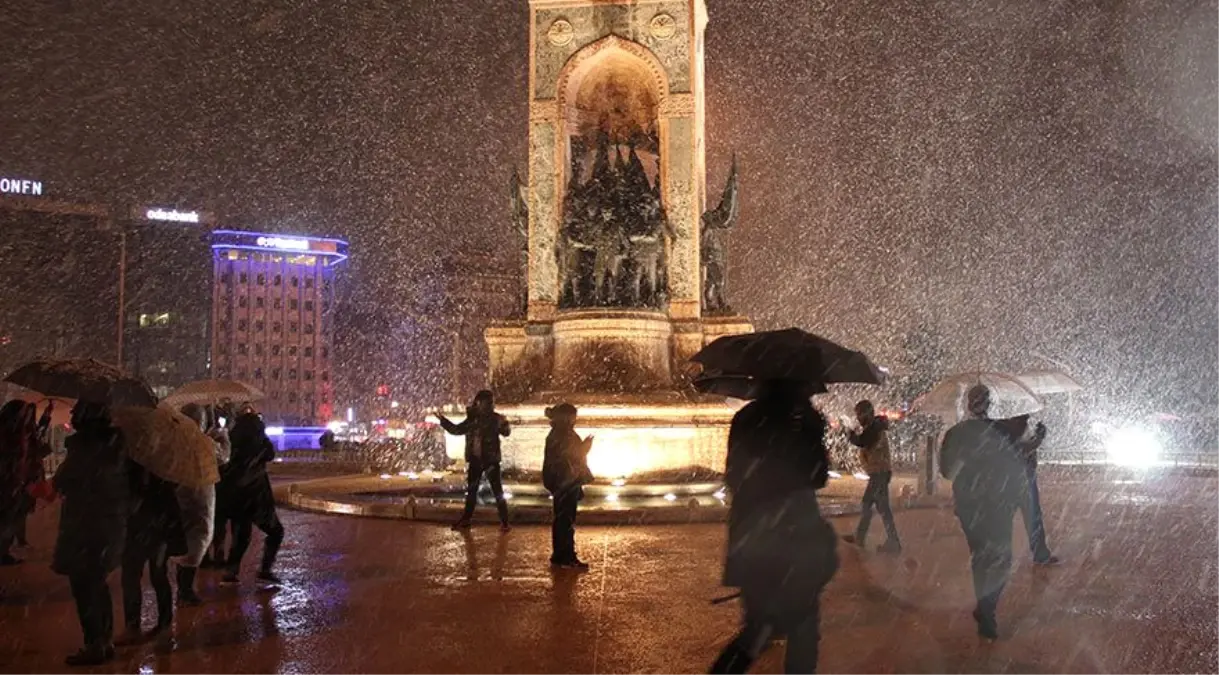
left=691, top=328, right=885, bottom=385
left=693, top=372, right=828, bottom=400
left=4, top=358, right=157, bottom=408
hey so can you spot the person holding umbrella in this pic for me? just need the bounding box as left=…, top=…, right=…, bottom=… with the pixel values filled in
left=542, top=403, right=594, bottom=569
left=53, top=400, right=133, bottom=666
left=173, top=403, right=227, bottom=605
left=437, top=390, right=512, bottom=532
left=119, top=462, right=184, bottom=642
left=939, top=384, right=1029, bottom=640
left=219, top=410, right=284, bottom=585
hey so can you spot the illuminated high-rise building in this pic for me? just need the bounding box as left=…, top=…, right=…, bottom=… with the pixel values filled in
left=210, top=230, right=348, bottom=425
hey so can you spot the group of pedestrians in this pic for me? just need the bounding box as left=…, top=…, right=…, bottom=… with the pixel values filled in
left=3, top=398, right=286, bottom=666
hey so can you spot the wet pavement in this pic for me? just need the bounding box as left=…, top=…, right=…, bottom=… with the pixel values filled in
left=0, top=466, right=1215, bottom=674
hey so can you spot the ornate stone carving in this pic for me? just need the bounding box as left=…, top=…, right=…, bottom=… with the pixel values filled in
left=528, top=123, right=559, bottom=306
left=547, top=18, right=574, bottom=46
left=649, top=13, right=678, bottom=40
left=658, top=93, right=695, bottom=118
left=510, top=167, right=530, bottom=315
left=554, top=34, right=670, bottom=108
left=700, top=156, right=738, bottom=314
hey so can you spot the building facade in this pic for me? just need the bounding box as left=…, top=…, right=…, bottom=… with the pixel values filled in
left=210, top=230, right=348, bottom=425
left=123, top=207, right=214, bottom=398
left=0, top=193, right=120, bottom=376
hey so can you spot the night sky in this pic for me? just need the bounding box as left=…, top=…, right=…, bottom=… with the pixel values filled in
left=1, top=0, right=1215, bottom=413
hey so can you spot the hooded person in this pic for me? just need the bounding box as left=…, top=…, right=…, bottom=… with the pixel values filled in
left=217, top=411, right=283, bottom=585
left=711, top=379, right=840, bottom=674
left=939, top=384, right=1029, bottom=640
left=52, top=400, right=132, bottom=666
left=437, top=390, right=512, bottom=531
left=542, top=403, right=594, bottom=569
left=171, top=403, right=225, bottom=606
left=842, top=400, right=902, bottom=553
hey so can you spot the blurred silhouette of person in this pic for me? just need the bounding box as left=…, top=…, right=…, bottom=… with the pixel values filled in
left=542, top=403, right=593, bottom=569
left=437, top=390, right=512, bottom=531
left=1001, top=414, right=1058, bottom=565
left=842, top=400, right=901, bottom=553
left=939, top=385, right=1029, bottom=640
left=119, top=464, right=183, bottom=642
left=173, top=403, right=228, bottom=605
left=711, top=380, right=839, bottom=674
left=218, top=411, right=283, bottom=585
left=0, top=401, right=31, bottom=564
left=11, top=401, right=52, bottom=550
left=53, top=401, right=132, bottom=666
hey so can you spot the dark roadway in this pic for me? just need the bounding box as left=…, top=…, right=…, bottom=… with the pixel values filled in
left=0, top=467, right=1215, bottom=674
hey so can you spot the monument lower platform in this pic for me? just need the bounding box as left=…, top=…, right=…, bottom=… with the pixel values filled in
left=441, top=400, right=740, bottom=478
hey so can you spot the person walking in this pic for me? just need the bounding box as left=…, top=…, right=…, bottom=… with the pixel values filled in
left=52, top=401, right=132, bottom=666
left=939, top=384, right=1029, bottom=640
left=842, top=400, right=902, bottom=554
left=218, top=411, right=283, bottom=585
left=119, top=465, right=183, bottom=642
left=541, top=403, right=593, bottom=569
left=1002, top=414, right=1058, bottom=565
left=710, top=380, right=840, bottom=674
left=203, top=408, right=232, bottom=568
left=437, top=390, right=512, bottom=531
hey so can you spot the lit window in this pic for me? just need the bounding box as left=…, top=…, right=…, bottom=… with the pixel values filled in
left=226, top=251, right=238, bottom=261
left=138, top=312, right=172, bottom=328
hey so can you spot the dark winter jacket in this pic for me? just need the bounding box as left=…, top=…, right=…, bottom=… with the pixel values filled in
left=721, top=393, right=839, bottom=628
left=127, top=465, right=187, bottom=557
left=542, top=426, right=592, bottom=495
left=217, top=414, right=275, bottom=520
left=939, top=417, right=1029, bottom=509
left=440, top=409, right=511, bottom=465
left=52, top=427, right=132, bottom=577
left=0, top=427, right=28, bottom=520
left=848, top=416, right=892, bottom=474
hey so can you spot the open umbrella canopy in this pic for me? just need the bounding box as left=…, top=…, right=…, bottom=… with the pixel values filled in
left=4, top=358, right=156, bottom=408
left=1015, top=370, right=1084, bottom=396
left=111, top=404, right=220, bottom=489
left=162, top=379, right=266, bottom=407
left=913, top=372, right=1043, bottom=423
left=693, top=372, right=829, bottom=400
left=691, top=328, right=885, bottom=385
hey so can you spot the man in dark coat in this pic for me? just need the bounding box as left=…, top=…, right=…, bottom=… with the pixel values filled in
left=1001, top=414, right=1058, bottom=565
left=843, top=400, right=902, bottom=553
left=438, top=390, right=512, bottom=531
left=119, top=467, right=184, bottom=640
left=939, top=385, right=1029, bottom=640
left=542, top=403, right=593, bottom=569
left=218, top=412, right=283, bottom=585
left=711, top=380, right=840, bottom=674
left=53, top=401, right=131, bottom=666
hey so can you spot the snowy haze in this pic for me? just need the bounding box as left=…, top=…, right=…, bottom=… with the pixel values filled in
left=0, top=0, right=1214, bottom=412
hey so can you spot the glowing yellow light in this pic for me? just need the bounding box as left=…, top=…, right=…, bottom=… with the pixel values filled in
left=605, top=493, right=620, bottom=502
left=828, top=471, right=842, bottom=479
left=853, top=472, right=869, bottom=481
left=611, top=478, right=626, bottom=487
left=663, top=493, right=677, bottom=502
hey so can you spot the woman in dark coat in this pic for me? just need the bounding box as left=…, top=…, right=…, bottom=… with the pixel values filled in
left=711, top=379, right=840, bottom=674
left=541, top=403, right=593, bottom=569
left=0, top=401, right=29, bottom=565
left=119, top=465, right=184, bottom=641
left=53, top=400, right=132, bottom=666
left=218, top=412, right=283, bottom=585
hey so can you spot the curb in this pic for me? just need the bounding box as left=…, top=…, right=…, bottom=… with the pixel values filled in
left=275, top=481, right=953, bottom=526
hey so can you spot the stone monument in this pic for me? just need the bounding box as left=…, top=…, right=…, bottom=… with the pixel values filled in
left=458, top=0, right=754, bottom=479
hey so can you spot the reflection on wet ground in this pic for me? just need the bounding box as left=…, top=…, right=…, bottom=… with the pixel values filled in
left=0, top=467, right=1214, bottom=673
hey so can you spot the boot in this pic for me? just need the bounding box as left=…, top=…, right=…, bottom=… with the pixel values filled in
left=177, top=566, right=203, bottom=605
